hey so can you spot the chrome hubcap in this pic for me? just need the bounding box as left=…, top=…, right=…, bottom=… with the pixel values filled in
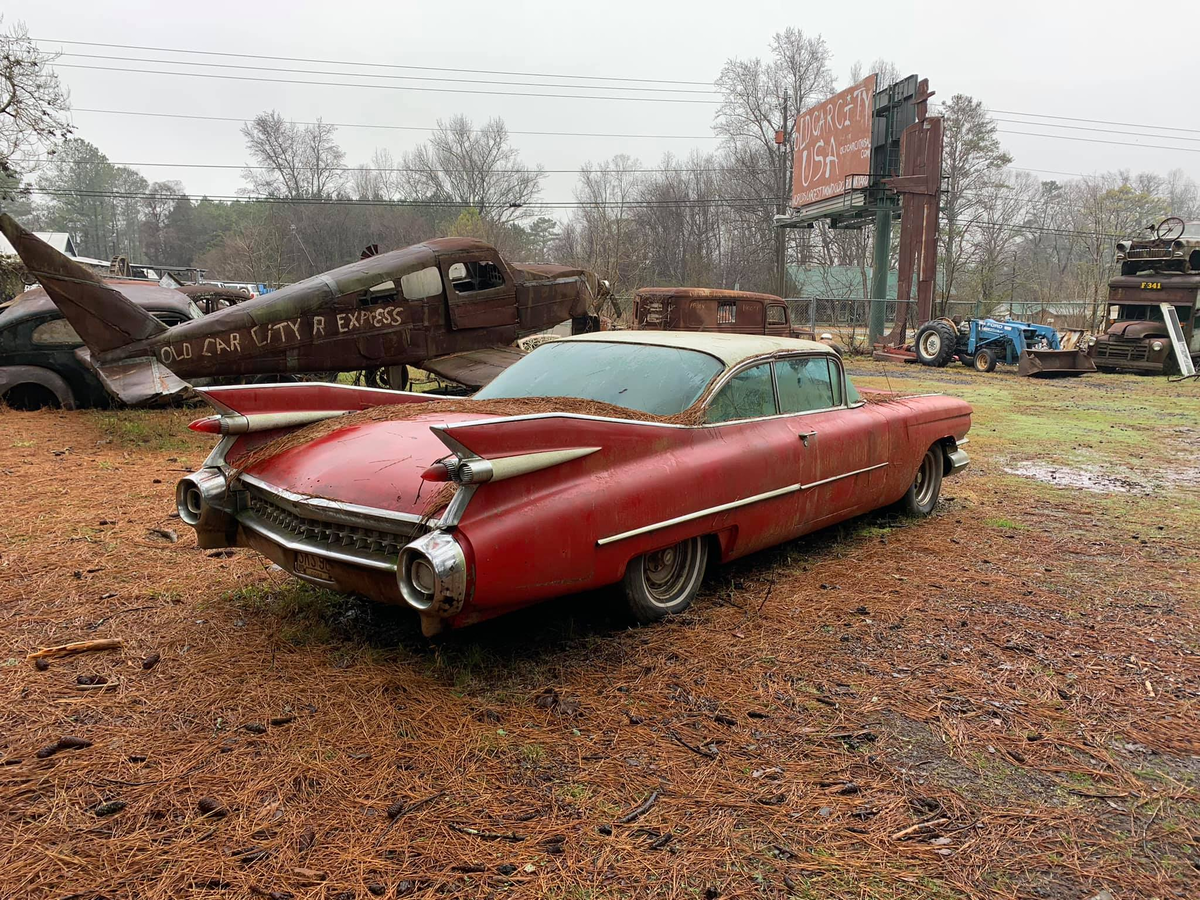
left=643, top=540, right=694, bottom=607
left=914, top=451, right=938, bottom=507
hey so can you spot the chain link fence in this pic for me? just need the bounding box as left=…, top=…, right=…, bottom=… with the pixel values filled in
left=787, top=298, right=1098, bottom=351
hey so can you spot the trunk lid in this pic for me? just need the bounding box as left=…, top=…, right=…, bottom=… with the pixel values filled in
left=241, top=411, right=493, bottom=516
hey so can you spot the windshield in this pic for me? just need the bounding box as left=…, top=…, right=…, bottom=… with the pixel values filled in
left=475, top=340, right=724, bottom=415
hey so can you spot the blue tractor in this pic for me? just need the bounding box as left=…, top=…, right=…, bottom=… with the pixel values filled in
left=914, top=317, right=1096, bottom=376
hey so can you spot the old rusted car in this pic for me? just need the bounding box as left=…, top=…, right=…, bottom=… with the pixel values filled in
left=176, top=332, right=971, bottom=636
left=0, top=281, right=202, bottom=409
left=0, top=213, right=603, bottom=406
left=632, top=287, right=813, bottom=338
left=1116, top=217, right=1200, bottom=276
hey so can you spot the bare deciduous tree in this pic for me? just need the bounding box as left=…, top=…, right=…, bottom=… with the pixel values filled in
left=0, top=18, right=71, bottom=181
left=937, top=94, right=1012, bottom=312
left=401, top=116, right=543, bottom=227
left=240, top=112, right=347, bottom=200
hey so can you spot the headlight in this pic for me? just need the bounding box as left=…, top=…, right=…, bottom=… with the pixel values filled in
left=1087, top=336, right=1098, bottom=347
left=1151, top=340, right=1164, bottom=352
left=397, top=531, right=468, bottom=617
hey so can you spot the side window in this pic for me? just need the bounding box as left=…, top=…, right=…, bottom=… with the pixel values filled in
left=716, top=301, right=736, bottom=325
left=706, top=363, right=777, bottom=423
left=153, top=312, right=190, bottom=327
left=447, top=260, right=506, bottom=294
left=359, top=279, right=398, bottom=307
left=766, top=305, right=787, bottom=325
left=774, top=356, right=838, bottom=413
left=31, top=319, right=83, bottom=346
left=400, top=266, right=442, bottom=300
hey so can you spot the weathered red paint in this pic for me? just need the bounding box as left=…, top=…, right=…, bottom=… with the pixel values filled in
left=176, top=343, right=971, bottom=635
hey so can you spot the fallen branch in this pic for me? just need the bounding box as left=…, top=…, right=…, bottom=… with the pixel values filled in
left=668, top=730, right=718, bottom=760
left=27, top=639, right=122, bottom=662
left=447, top=823, right=526, bottom=842
left=618, top=790, right=659, bottom=824
left=891, top=817, right=950, bottom=841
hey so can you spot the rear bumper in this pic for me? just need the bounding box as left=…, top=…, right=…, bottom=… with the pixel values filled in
left=946, top=447, right=970, bottom=476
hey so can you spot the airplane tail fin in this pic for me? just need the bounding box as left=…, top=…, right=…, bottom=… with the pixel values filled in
left=0, top=213, right=167, bottom=356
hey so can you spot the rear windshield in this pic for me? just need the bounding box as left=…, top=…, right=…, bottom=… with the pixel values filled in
left=475, top=340, right=724, bottom=416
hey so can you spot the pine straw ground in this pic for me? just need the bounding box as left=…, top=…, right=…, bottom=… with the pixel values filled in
left=1, top=363, right=1198, bottom=900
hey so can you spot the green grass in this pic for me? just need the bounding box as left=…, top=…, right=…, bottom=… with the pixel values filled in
left=984, top=517, right=1024, bottom=530
left=226, top=581, right=354, bottom=645
left=87, top=407, right=206, bottom=452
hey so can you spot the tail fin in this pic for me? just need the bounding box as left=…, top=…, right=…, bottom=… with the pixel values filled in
left=0, top=213, right=167, bottom=355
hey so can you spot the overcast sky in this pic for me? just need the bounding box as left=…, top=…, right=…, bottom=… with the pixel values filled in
left=15, top=0, right=1198, bottom=206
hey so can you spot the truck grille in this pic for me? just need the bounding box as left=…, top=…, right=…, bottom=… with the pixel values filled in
left=245, top=485, right=424, bottom=561
left=1093, top=339, right=1150, bottom=362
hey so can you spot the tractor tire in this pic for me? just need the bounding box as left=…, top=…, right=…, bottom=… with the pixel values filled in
left=915, top=321, right=958, bottom=368
left=973, top=347, right=998, bottom=373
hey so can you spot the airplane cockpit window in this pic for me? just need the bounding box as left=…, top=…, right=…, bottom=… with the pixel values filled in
left=400, top=266, right=443, bottom=300
left=359, top=279, right=399, bottom=307
left=447, top=260, right=506, bottom=294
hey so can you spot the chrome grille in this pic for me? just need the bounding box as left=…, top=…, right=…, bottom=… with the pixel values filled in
left=1094, top=339, right=1150, bottom=362
left=1127, top=248, right=1171, bottom=259
left=245, top=486, right=422, bottom=560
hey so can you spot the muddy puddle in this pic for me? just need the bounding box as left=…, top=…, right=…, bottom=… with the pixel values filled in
left=1003, top=462, right=1146, bottom=494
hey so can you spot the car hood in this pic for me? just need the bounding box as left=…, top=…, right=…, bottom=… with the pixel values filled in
left=1106, top=320, right=1169, bottom=339
left=240, top=410, right=495, bottom=516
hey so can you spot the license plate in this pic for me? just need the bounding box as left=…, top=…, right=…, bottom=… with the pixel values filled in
left=294, top=552, right=332, bottom=580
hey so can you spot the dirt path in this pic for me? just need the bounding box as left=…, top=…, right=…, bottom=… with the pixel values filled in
left=1, top=367, right=1197, bottom=899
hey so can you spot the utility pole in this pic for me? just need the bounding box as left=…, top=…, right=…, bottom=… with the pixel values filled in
left=868, top=203, right=892, bottom=345
left=776, top=88, right=790, bottom=299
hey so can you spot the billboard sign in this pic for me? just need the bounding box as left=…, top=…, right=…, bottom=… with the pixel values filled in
left=791, top=73, right=877, bottom=209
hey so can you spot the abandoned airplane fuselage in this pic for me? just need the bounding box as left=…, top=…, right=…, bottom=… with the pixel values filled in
left=0, top=214, right=602, bottom=399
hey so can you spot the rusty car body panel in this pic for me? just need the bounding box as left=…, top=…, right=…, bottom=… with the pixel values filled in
left=0, top=282, right=201, bottom=408
left=0, top=214, right=603, bottom=405
left=631, top=288, right=809, bottom=338
left=176, top=332, right=972, bottom=637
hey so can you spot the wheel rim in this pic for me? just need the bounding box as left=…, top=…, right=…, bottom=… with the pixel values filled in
left=642, top=539, right=697, bottom=608
left=975, top=353, right=988, bottom=371
left=913, top=450, right=938, bottom=508
left=920, top=332, right=941, bottom=357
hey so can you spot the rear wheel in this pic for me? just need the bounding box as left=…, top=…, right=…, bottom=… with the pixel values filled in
left=899, top=446, right=944, bottom=517
left=622, top=536, right=708, bottom=623
left=915, top=321, right=958, bottom=367
left=973, top=347, right=998, bottom=373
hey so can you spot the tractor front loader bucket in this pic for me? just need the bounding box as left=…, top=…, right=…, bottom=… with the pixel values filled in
left=1017, top=348, right=1097, bottom=378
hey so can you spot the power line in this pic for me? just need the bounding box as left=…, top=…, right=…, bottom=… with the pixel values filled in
left=54, top=51, right=721, bottom=95
left=16, top=158, right=758, bottom=175
left=50, top=63, right=720, bottom=104
left=997, top=128, right=1200, bottom=154
left=26, top=187, right=781, bottom=209
left=994, top=117, right=1200, bottom=144
left=37, top=37, right=714, bottom=87
left=70, top=107, right=723, bottom=140
left=22, top=187, right=1137, bottom=237
left=992, top=109, right=1200, bottom=136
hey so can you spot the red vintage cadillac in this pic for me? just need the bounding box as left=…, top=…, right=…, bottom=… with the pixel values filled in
left=177, top=333, right=971, bottom=636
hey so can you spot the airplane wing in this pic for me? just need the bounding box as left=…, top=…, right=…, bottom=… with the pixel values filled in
left=420, top=346, right=527, bottom=389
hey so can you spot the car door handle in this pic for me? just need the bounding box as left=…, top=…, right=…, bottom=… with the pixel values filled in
left=797, top=431, right=817, bottom=446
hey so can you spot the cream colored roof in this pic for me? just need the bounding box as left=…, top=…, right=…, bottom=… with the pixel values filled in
left=561, top=330, right=835, bottom=368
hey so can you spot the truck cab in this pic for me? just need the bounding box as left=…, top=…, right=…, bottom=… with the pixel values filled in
left=631, top=288, right=808, bottom=338
left=1089, top=276, right=1200, bottom=374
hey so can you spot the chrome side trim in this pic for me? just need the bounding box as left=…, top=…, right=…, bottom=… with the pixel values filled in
left=596, top=462, right=889, bottom=546
left=238, top=473, right=427, bottom=529
left=596, top=484, right=801, bottom=546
